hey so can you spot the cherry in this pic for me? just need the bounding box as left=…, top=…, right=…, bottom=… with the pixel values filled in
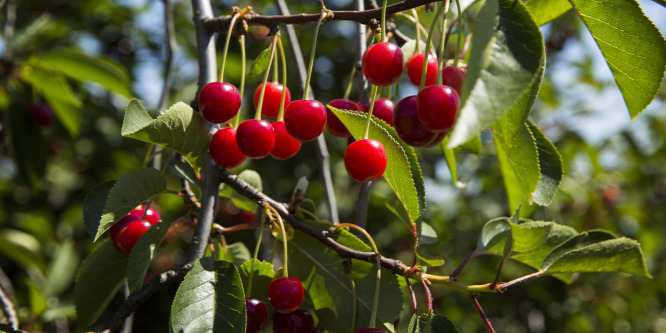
left=361, top=42, right=404, bottom=87
left=253, top=82, right=291, bottom=119
left=354, top=329, right=388, bottom=333
left=236, top=119, right=276, bottom=158
left=245, top=298, right=268, bottom=333
left=116, top=219, right=152, bottom=254
left=344, top=139, right=387, bottom=182
left=198, top=82, right=241, bottom=124
left=326, top=99, right=358, bottom=137
left=393, top=96, right=440, bottom=147
left=425, top=131, right=447, bottom=147
left=416, top=85, right=460, bottom=133
left=210, top=127, right=246, bottom=168
left=284, top=100, right=327, bottom=142
left=441, top=65, right=466, bottom=95
left=29, top=104, right=55, bottom=127
left=407, top=52, right=438, bottom=87
left=273, top=310, right=314, bottom=333
left=109, top=214, right=141, bottom=252
left=271, top=121, right=301, bottom=160
left=359, top=98, right=395, bottom=127
left=130, top=205, right=160, bottom=225
left=268, top=277, right=304, bottom=314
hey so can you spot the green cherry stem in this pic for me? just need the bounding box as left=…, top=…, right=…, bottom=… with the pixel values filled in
left=218, top=12, right=240, bottom=83
left=437, top=0, right=452, bottom=85
left=231, top=34, right=246, bottom=128
left=265, top=203, right=289, bottom=277
left=277, top=37, right=288, bottom=122
left=303, top=11, right=328, bottom=100
left=246, top=211, right=266, bottom=298
left=363, top=85, right=379, bottom=139
left=420, top=3, right=446, bottom=91
left=342, top=65, right=356, bottom=101
left=380, top=0, right=388, bottom=42
left=272, top=42, right=279, bottom=83
left=454, top=0, right=463, bottom=67
left=255, top=33, right=279, bottom=120
left=413, top=9, right=421, bottom=54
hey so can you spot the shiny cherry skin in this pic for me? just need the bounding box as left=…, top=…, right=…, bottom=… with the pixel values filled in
left=344, top=139, right=387, bottom=182
left=253, top=82, right=291, bottom=119
left=362, top=42, right=404, bottom=87
left=441, top=65, right=466, bottom=95
left=109, top=214, right=141, bottom=252
left=245, top=298, right=268, bottom=333
left=326, top=99, right=358, bottom=137
left=354, top=329, right=388, bottom=333
left=130, top=205, right=160, bottom=225
left=273, top=310, right=314, bottom=333
left=198, top=82, right=241, bottom=124
left=236, top=119, right=276, bottom=159
left=393, top=96, right=440, bottom=147
left=210, top=127, right=246, bottom=168
left=284, top=100, right=327, bottom=141
left=29, top=104, right=55, bottom=127
left=271, top=121, right=301, bottom=160
left=116, top=219, right=152, bottom=254
left=416, top=85, right=460, bottom=133
left=268, top=277, right=304, bottom=314
left=407, top=52, right=438, bottom=87
left=359, top=98, right=395, bottom=126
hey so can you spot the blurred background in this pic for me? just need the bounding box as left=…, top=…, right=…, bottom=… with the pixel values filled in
left=0, top=0, right=665, bottom=332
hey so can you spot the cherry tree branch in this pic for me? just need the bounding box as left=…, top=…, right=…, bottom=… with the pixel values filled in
left=0, top=284, right=17, bottom=330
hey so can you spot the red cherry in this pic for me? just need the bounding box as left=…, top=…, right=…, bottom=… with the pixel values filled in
left=441, top=65, right=466, bottom=95
left=210, top=127, right=246, bottom=168
left=253, top=82, right=291, bottom=119
left=273, top=310, right=314, bottom=333
left=361, top=42, right=404, bottom=87
left=109, top=214, right=141, bottom=251
left=326, top=99, right=358, bottom=137
left=407, top=52, right=438, bottom=87
left=116, top=219, right=152, bottom=254
left=271, top=121, right=301, bottom=160
left=393, top=96, right=441, bottom=147
left=198, top=82, right=241, bottom=124
left=284, top=100, right=327, bottom=142
left=360, top=98, right=395, bottom=126
left=354, top=329, right=388, bottom=333
left=344, top=139, right=387, bottom=182
left=29, top=104, right=55, bottom=127
left=425, top=131, right=447, bottom=147
left=268, top=277, right=304, bottom=314
left=416, top=85, right=460, bottom=133
left=245, top=298, right=268, bottom=333
left=130, top=205, right=160, bottom=225
left=236, top=119, right=276, bottom=158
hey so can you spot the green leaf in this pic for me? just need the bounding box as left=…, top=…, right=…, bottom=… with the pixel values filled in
left=407, top=314, right=458, bottom=333
left=36, top=48, right=131, bottom=98
left=528, top=120, right=564, bottom=206
left=431, top=315, right=458, bottom=333
left=74, top=241, right=128, bottom=331
left=238, top=259, right=275, bottom=301
left=477, top=217, right=511, bottom=252
left=84, top=168, right=167, bottom=242
left=448, top=0, right=545, bottom=148
left=401, top=39, right=428, bottom=65
left=289, top=230, right=403, bottom=332
left=220, top=242, right=251, bottom=268
left=440, top=137, right=458, bottom=183
left=0, top=229, right=45, bottom=272
left=511, top=221, right=553, bottom=252
left=126, top=221, right=172, bottom=294
left=330, top=106, right=425, bottom=224
left=168, top=157, right=198, bottom=186
left=459, top=135, right=482, bottom=155
left=419, top=222, right=438, bottom=245
left=44, top=240, right=80, bottom=297
left=541, top=230, right=616, bottom=270
left=512, top=223, right=578, bottom=282
left=6, top=104, right=47, bottom=189
left=525, top=0, right=573, bottom=26
left=170, top=258, right=246, bottom=333
left=121, top=99, right=210, bottom=169
left=220, top=170, right=262, bottom=212
left=415, top=248, right=445, bottom=267
left=568, top=0, right=666, bottom=118
left=249, top=47, right=271, bottom=75
left=493, top=124, right=539, bottom=212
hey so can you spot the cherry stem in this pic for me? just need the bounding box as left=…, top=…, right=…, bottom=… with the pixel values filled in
left=380, top=0, right=388, bottom=42
left=218, top=12, right=240, bottom=82
left=303, top=12, right=327, bottom=100
left=265, top=203, right=289, bottom=277
left=342, top=66, right=356, bottom=101
left=213, top=223, right=260, bottom=234
left=231, top=35, right=246, bottom=128
left=255, top=33, right=279, bottom=120
left=405, top=276, right=418, bottom=315
left=277, top=37, right=288, bottom=121
left=369, top=254, right=381, bottom=329
left=449, top=250, right=487, bottom=280
left=421, top=280, right=433, bottom=313
left=246, top=212, right=266, bottom=298
left=436, top=0, right=452, bottom=85
left=336, top=223, right=379, bottom=253
left=419, top=3, right=446, bottom=91
left=496, top=271, right=543, bottom=291
left=454, top=0, right=462, bottom=67
left=471, top=294, right=496, bottom=333
left=272, top=44, right=279, bottom=83
left=363, top=85, right=379, bottom=139
left=413, top=9, right=421, bottom=54
left=489, top=254, right=509, bottom=290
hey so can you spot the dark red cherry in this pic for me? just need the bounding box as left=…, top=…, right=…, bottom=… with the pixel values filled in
left=441, top=65, right=466, bottom=95
left=407, top=52, right=438, bottom=87
left=271, top=121, right=301, bottom=160
left=245, top=298, right=268, bottom=333
left=354, top=329, right=388, bottom=333
left=362, top=42, right=404, bottom=87
left=344, top=139, right=387, bottom=182
left=210, top=127, right=246, bottom=168
left=198, top=82, right=241, bottom=124
left=284, top=100, right=327, bottom=142
left=130, top=205, right=160, bottom=225
left=109, top=214, right=141, bottom=252
left=116, top=219, right=152, bottom=254
left=393, top=96, right=440, bottom=147
left=326, top=99, right=358, bottom=137
left=273, top=310, right=314, bottom=333
left=360, top=98, right=395, bottom=126
left=29, top=104, right=55, bottom=127
left=236, top=119, right=276, bottom=158
left=416, top=85, right=460, bottom=133
left=268, top=277, right=304, bottom=314
left=253, top=82, right=291, bottom=119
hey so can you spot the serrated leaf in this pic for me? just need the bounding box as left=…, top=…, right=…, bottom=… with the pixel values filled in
left=170, top=258, right=246, bottom=333
left=74, top=241, right=128, bottom=331
left=44, top=240, right=79, bottom=297
left=528, top=120, right=563, bottom=206
left=415, top=248, right=445, bottom=267
left=36, top=48, right=131, bottom=98
left=239, top=259, right=275, bottom=301
left=511, top=221, right=553, bottom=252
left=127, top=221, right=172, bottom=294
left=512, top=223, right=578, bottom=282
left=407, top=313, right=431, bottom=333
left=249, top=48, right=271, bottom=75
left=568, top=0, right=666, bottom=118
left=121, top=99, right=210, bottom=169
left=448, top=0, right=545, bottom=148
left=541, top=230, right=617, bottom=270
left=525, top=0, right=572, bottom=26
left=85, top=168, right=167, bottom=242
left=431, top=315, right=458, bottom=333
left=330, top=106, right=425, bottom=224
left=407, top=313, right=458, bottom=333
left=477, top=218, right=511, bottom=252
left=6, top=104, right=47, bottom=189
left=168, top=157, right=198, bottom=186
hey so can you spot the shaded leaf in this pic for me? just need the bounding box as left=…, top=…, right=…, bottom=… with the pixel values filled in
left=528, top=120, right=564, bottom=206
left=493, top=124, right=539, bottom=212
left=415, top=249, right=445, bottom=267
left=0, top=229, right=45, bottom=272
left=431, top=315, right=458, bottom=333
left=44, top=240, right=79, bottom=297
left=525, top=0, right=572, bottom=26
left=239, top=259, right=275, bottom=301
left=220, top=242, right=251, bottom=268
left=419, top=222, right=438, bottom=245
left=168, top=157, right=198, bottom=186
left=6, top=104, right=47, bottom=189
left=440, top=137, right=458, bottom=183
left=127, top=221, right=172, bottom=294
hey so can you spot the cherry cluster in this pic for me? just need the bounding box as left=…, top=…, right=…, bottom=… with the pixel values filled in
left=108, top=205, right=160, bottom=254
left=246, top=277, right=314, bottom=333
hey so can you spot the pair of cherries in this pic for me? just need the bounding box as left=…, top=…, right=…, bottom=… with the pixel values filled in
left=246, top=277, right=313, bottom=332
left=108, top=205, right=160, bottom=254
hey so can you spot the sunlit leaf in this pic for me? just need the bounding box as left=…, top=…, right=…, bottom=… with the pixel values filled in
left=493, top=124, right=539, bottom=212
left=239, top=259, right=275, bottom=301
left=525, top=0, right=572, bottom=26
left=249, top=47, right=271, bottom=75
left=528, top=120, right=564, bottom=206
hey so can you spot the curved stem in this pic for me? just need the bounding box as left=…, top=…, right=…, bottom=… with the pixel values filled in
left=436, top=0, right=451, bottom=85
left=277, top=37, right=288, bottom=121
left=218, top=13, right=240, bottom=82
left=337, top=223, right=379, bottom=253
left=303, top=12, right=327, bottom=100
left=471, top=294, right=496, bottom=333
left=266, top=204, right=289, bottom=277
left=420, top=3, right=446, bottom=91
left=232, top=35, right=246, bottom=128
left=343, top=66, right=357, bottom=101
left=255, top=33, right=279, bottom=120
left=413, top=9, right=421, bottom=53
left=369, top=254, right=381, bottom=328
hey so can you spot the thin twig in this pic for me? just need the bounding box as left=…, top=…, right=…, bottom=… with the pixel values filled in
left=0, top=284, right=18, bottom=329
left=449, top=250, right=489, bottom=280
left=405, top=276, right=418, bottom=315
left=470, top=294, right=496, bottom=333
left=158, top=0, right=176, bottom=112
left=496, top=271, right=543, bottom=292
